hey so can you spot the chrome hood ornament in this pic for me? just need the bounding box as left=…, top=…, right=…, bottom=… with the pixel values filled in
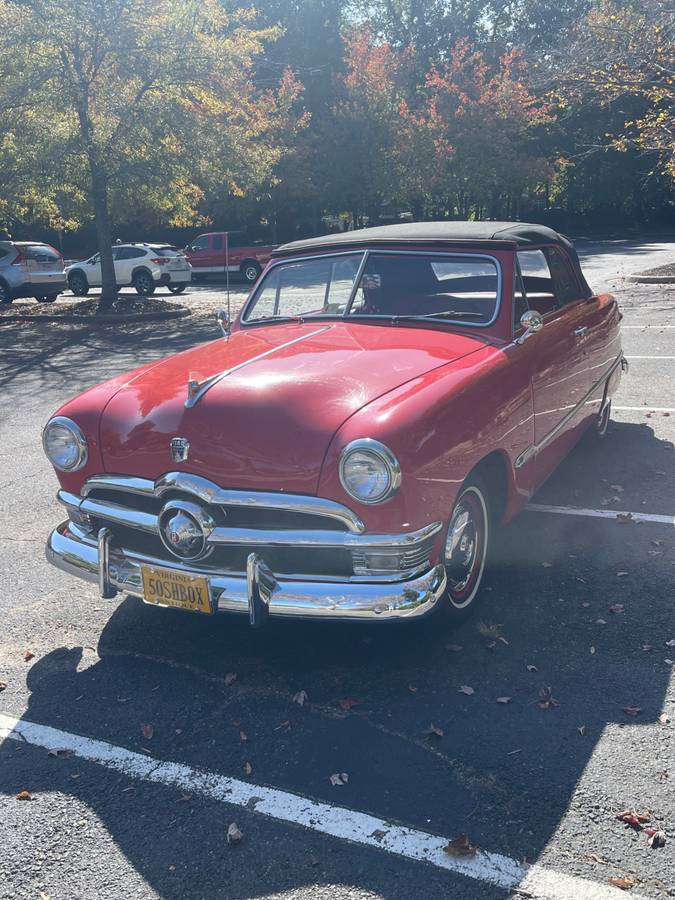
left=170, top=437, right=190, bottom=462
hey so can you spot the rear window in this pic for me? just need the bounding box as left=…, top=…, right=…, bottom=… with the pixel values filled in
left=24, top=244, right=61, bottom=261
left=154, top=247, right=182, bottom=257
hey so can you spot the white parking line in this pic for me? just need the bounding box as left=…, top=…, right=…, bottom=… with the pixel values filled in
left=621, top=325, right=675, bottom=329
left=0, top=713, right=643, bottom=900
left=527, top=504, right=675, bottom=526
left=613, top=406, right=675, bottom=413
left=625, top=355, right=675, bottom=360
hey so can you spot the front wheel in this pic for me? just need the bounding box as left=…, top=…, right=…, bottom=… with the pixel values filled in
left=168, top=283, right=187, bottom=295
left=133, top=270, right=156, bottom=296
left=68, top=272, right=89, bottom=296
left=438, top=478, right=490, bottom=622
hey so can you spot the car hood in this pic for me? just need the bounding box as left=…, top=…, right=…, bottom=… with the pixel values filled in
left=98, top=321, right=485, bottom=493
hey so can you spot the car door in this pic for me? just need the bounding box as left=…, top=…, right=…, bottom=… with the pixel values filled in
left=517, top=248, right=591, bottom=467
left=83, top=252, right=102, bottom=286
left=185, top=234, right=211, bottom=273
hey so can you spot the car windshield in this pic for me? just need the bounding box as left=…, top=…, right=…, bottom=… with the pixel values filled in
left=243, top=251, right=500, bottom=326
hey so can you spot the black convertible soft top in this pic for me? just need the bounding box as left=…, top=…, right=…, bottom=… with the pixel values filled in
left=274, top=221, right=593, bottom=296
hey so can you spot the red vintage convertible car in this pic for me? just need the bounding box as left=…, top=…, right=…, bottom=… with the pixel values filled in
left=43, top=222, right=625, bottom=626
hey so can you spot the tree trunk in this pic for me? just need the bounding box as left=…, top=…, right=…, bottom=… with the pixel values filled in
left=89, top=159, right=117, bottom=309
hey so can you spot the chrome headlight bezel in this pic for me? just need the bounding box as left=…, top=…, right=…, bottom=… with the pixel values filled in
left=339, top=438, right=401, bottom=505
left=42, top=416, right=88, bottom=472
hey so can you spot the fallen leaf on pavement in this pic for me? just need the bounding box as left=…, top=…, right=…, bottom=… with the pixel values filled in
left=590, top=646, right=596, bottom=654
left=609, top=877, right=635, bottom=890
left=16, top=790, right=32, bottom=800
left=445, top=644, right=463, bottom=652
left=657, top=770, right=669, bottom=783
left=578, top=725, right=587, bottom=736
left=408, top=685, right=418, bottom=693
left=665, top=639, right=675, bottom=648
left=622, top=705, right=642, bottom=717
left=616, top=809, right=650, bottom=827
left=422, top=722, right=444, bottom=738
left=458, top=685, right=475, bottom=696
left=538, top=687, right=560, bottom=709
left=616, top=571, right=629, bottom=578
left=244, top=761, right=252, bottom=776
left=48, top=748, right=73, bottom=758
left=0, top=681, right=6, bottom=692
left=642, top=645, right=654, bottom=652
left=616, top=513, right=634, bottom=524
left=329, top=772, right=349, bottom=786
left=226, top=822, right=243, bottom=844
left=239, top=729, right=247, bottom=742
left=526, top=664, right=538, bottom=673
left=274, top=720, right=291, bottom=732
left=23, top=649, right=35, bottom=662
left=140, top=723, right=154, bottom=740
left=610, top=484, right=624, bottom=492
left=609, top=603, right=625, bottom=614
left=542, top=562, right=553, bottom=568
left=646, top=829, right=666, bottom=848
left=443, top=833, right=477, bottom=857
left=224, top=672, right=237, bottom=686
left=496, top=696, right=511, bottom=704
left=596, top=618, right=607, bottom=625
left=292, top=690, right=308, bottom=706
left=659, top=713, right=671, bottom=725
left=337, top=697, right=360, bottom=711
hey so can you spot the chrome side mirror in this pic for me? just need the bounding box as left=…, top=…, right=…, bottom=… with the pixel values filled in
left=515, top=309, right=544, bottom=345
left=216, top=309, right=231, bottom=336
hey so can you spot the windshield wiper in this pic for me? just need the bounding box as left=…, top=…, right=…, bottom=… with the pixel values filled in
left=390, top=310, right=485, bottom=324
left=245, top=314, right=306, bottom=326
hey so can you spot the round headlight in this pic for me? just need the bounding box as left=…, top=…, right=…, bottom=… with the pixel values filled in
left=339, top=439, right=401, bottom=505
left=42, top=416, right=88, bottom=472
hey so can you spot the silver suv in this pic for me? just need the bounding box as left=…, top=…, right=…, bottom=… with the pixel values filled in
left=66, top=243, right=192, bottom=296
left=0, top=241, right=67, bottom=304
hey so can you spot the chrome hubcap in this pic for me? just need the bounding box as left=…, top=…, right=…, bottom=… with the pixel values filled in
left=445, top=503, right=478, bottom=592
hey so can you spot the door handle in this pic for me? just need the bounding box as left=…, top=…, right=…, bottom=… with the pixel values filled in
left=573, top=326, right=588, bottom=336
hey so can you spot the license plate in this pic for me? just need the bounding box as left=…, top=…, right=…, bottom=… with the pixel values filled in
left=140, top=565, right=212, bottom=614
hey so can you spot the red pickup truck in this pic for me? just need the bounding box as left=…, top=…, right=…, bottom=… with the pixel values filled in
left=184, top=231, right=275, bottom=283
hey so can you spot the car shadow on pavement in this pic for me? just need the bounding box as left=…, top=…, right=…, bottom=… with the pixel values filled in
left=2, top=422, right=674, bottom=898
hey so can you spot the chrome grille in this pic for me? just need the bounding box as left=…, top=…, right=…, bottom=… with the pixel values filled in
left=58, top=473, right=442, bottom=581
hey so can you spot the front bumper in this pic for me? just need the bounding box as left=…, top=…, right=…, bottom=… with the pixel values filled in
left=46, top=521, right=447, bottom=623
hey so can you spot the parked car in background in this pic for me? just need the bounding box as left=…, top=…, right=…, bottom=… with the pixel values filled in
left=43, top=221, right=626, bottom=630
left=66, top=244, right=191, bottom=296
left=184, top=230, right=275, bottom=283
left=0, top=241, right=67, bottom=303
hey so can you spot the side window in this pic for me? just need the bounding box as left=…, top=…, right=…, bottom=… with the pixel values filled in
left=128, top=248, right=147, bottom=259
left=212, top=234, right=223, bottom=251
left=517, top=249, right=556, bottom=316
left=546, top=248, right=580, bottom=305
left=190, top=236, right=209, bottom=251
left=513, top=266, right=529, bottom=324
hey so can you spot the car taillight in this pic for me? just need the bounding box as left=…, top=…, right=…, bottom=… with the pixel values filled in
left=151, top=258, right=171, bottom=265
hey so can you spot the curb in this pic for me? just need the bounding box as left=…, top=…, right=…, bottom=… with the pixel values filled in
left=625, top=274, right=675, bottom=284
left=0, top=307, right=191, bottom=326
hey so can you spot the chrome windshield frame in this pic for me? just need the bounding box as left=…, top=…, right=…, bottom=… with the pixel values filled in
left=240, top=248, right=504, bottom=330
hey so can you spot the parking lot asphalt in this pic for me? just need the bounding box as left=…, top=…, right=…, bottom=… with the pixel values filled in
left=0, top=240, right=674, bottom=900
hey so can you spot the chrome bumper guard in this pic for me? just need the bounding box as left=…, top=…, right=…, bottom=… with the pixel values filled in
left=46, top=522, right=447, bottom=623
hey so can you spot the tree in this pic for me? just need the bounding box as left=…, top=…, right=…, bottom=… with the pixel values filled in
left=0, top=0, right=304, bottom=305
left=551, top=0, right=675, bottom=182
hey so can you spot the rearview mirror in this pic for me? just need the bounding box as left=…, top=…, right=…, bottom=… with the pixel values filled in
left=216, top=309, right=231, bottom=336
left=516, top=309, right=544, bottom=345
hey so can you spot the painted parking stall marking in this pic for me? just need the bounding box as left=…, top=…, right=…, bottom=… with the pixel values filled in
left=526, top=504, right=675, bottom=527
left=0, top=713, right=646, bottom=900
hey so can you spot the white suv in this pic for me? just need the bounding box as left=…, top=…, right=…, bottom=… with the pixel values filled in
left=66, top=244, right=192, bottom=296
